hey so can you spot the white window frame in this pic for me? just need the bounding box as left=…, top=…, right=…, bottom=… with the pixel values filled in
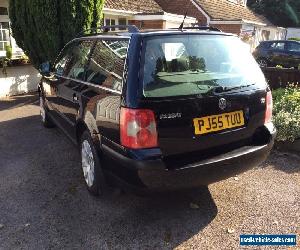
left=0, top=22, right=10, bottom=51
left=103, top=15, right=128, bottom=29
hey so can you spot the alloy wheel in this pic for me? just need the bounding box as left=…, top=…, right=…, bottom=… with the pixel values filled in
left=81, top=140, right=95, bottom=187
left=40, top=97, right=46, bottom=123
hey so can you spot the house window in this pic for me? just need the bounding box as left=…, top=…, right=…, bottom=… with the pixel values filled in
left=0, top=22, right=10, bottom=51
left=105, top=18, right=116, bottom=30
left=0, top=7, right=8, bottom=15
left=118, top=18, right=127, bottom=30
left=104, top=17, right=128, bottom=30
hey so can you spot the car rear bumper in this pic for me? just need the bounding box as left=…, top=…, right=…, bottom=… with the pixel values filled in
left=103, top=124, right=276, bottom=192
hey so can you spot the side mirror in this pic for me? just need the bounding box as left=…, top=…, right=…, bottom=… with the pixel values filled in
left=39, top=61, right=51, bottom=76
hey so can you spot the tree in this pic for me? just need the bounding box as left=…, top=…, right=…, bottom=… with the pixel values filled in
left=247, top=0, right=300, bottom=28
left=9, top=0, right=105, bottom=67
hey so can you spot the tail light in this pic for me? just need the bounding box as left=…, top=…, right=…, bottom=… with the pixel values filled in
left=265, top=91, right=273, bottom=124
left=120, top=108, right=158, bottom=149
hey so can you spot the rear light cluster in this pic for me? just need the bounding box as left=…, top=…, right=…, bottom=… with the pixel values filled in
left=120, top=108, right=158, bottom=149
left=265, top=91, right=273, bottom=124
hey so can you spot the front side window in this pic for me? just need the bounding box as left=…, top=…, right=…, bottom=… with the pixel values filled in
left=54, top=46, right=73, bottom=76
left=270, top=42, right=285, bottom=50
left=86, top=39, right=129, bottom=91
left=142, top=35, right=266, bottom=98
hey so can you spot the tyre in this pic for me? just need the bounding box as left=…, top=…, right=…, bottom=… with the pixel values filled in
left=257, top=58, right=268, bottom=68
left=40, top=96, right=55, bottom=128
left=80, top=130, right=107, bottom=196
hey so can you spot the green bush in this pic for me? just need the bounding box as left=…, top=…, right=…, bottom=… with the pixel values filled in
left=288, top=37, right=300, bottom=41
left=9, top=0, right=104, bottom=67
left=273, top=85, right=300, bottom=142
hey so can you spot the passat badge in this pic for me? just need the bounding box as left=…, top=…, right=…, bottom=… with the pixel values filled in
left=219, top=98, right=227, bottom=110
left=160, top=113, right=182, bottom=120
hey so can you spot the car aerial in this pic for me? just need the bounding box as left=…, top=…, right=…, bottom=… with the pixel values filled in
left=38, top=25, right=276, bottom=196
left=253, top=40, right=300, bottom=68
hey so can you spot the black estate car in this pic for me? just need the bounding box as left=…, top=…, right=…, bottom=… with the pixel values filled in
left=38, top=25, right=276, bottom=196
left=253, top=40, right=300, bottom=68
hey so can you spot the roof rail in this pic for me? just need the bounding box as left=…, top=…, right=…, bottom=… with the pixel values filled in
left=75, top=25, right=139, bottom=38
left=175, top=26, right=222, bottom=32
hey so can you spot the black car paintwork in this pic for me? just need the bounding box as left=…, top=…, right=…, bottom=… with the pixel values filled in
left=39, top=30, right=275, bottom=192
left=253, top=40, right=300, bottom=68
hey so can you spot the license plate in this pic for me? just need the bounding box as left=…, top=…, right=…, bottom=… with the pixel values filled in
left=193, top=110, right=245, bottom=135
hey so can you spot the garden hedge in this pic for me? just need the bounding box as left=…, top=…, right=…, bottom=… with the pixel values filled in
left=9, top=0, right=104, bottom=67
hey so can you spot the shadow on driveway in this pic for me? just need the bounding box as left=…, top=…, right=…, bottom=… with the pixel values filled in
left=0, top=93, right=39, bottom=111
left=0, top=111, right=218, bottom=249
left=261, top=150, right=300, bottom=174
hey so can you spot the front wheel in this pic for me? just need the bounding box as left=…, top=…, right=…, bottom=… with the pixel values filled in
left=80, top=131, right=107, bottom=196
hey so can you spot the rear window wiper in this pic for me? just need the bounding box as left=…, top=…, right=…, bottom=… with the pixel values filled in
left=212, top=84, right=256, bottom=93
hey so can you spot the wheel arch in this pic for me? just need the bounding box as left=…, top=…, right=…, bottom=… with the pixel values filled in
left=76, top=118, right=102, bottom=151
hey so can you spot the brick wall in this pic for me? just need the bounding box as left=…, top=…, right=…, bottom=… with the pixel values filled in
left=128, top=20, right=166, bottom=29
left=210, top=24, right=242, bottom=35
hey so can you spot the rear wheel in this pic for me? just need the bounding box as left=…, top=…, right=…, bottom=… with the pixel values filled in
left=80, top=130, right=107, bottom=196
left=40, top=96, right=55, bottom=128
left=257, top=58, right=268, bottom=68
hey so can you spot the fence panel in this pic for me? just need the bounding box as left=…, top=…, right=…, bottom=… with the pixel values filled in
left=262, top=67, right=300, bottom=89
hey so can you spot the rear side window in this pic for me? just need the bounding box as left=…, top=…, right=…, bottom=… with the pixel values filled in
left=86, top=39, right=129, bottom=92
left=142, top=35, right=266, bottom=98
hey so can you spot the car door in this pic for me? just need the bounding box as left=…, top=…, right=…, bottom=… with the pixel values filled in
left=286, top=41, right=300, bottom=68
left=269, top=41, right=288, bottom=66
left=43, top=44, right=74, bottom=124
left=54, top=39, right=96, bottom=141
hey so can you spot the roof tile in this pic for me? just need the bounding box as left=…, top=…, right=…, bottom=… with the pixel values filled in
left=155, top=0, right=271, bottom=25
left=105, top=0, right=163, bottom=14
left=194, top=0, right=271, bottom=24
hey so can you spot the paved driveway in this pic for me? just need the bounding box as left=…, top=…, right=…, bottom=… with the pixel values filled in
left=0, top=94, right=299, bottom=249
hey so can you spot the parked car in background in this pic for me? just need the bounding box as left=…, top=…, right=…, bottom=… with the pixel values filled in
left=253, top=40, right=300, bottom=68
left=38, top=25, right=276, bottom=197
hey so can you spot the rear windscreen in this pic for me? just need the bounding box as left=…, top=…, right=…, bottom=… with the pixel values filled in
left=142, top=35, right=266, bottom=98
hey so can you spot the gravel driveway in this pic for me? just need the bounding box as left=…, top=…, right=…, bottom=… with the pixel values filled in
left=0, top=94, right=299, bottom=250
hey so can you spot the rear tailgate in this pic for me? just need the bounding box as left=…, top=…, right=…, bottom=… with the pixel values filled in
left=135, top=33, right=269, bottom=168
left=139, top=89, right=267, bottom=166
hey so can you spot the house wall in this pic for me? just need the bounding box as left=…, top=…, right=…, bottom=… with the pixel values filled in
left=254, top=26, right=286, bottom=49
left=0, top=65, right=40, bottom=97
left=211, top=24, right=242, bottom=35
left=240, top=24, right=286, bottom=51
left=128, top=20, right=166, bottom=29
left=0, top=0, right=8, bottom=8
